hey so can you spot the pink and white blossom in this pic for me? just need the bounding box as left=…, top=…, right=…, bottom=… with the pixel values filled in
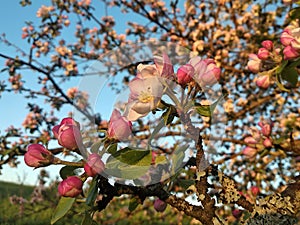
left=108, top=109, right=132, bottom=140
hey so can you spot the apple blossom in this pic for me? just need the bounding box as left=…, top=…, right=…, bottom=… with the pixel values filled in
left=153, top=53, right=174, bottom=79
left=247, top=54, right=262, bottom=73
left=257, top=48, right=270, bottom=60
left=244, top=136, right=258, bottom=144
left=176, top=64, right=194, bottom=86
left=283, top=45, right=300, bottom=60
left=24, top=144, right=54, bottom=168
left=261, top=40, right=273, bottom=51
left=243, top=146, right=257, bottom=159
left=58, top=176, right=83, bottom=198
left=52, top=117, right=83, bottom=150
left=107, top=109, right=132, bottom=140
left=84, top=153, right=105, bottom=177
left=124, top=75, right=164, bottom=121
left=256, top=75, right=270, bottom=89
left=258, top=121, right=272, bottom=137
left=189, top=57, right=221, bottom=86
left=153, top=198, right=167, bottom=212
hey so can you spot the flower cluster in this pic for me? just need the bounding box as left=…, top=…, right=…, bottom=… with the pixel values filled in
left=24, top=118, right=106, bottom=198
left=243, top=121, right=273, bottom=159
left=280, top=22, right=300, bottom=60
left=247, top=40, right=282, bottom=89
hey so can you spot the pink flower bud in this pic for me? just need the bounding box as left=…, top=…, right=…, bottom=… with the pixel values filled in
left=107, top=109, right=132, bottom=141
left=232, top=209, right=242, bottom=218
left=58, top=176, right=83, bottom=197
left=261, top=40, right=273, bottom=51
left=244, top=136, right=258, bottom=144
left=24, top=144, right=54, bottom=168
left=247, top=54, right=262, bottom=73
left=251, top=186, right=260, bottom=196
left=153, top=199, right=167, bottom=212
left=256, top=75, right=270, bottom=89
left=280, top=29, right=294, bottom=46
left=283, top=45, right=300, bottom=60
left=243, top=146, right=257, bottom=159
left=177, top=64, right=194, bottom=85
left=189, top=57, right=221, bottom=86
left=263, top=138, right=273, bottom=148
left=257, top=48, right=270, bottom=60
left=52, top=118, right=83, bottom=150
left=258, top=121, right=272, bottom=137
left=84, top=153, right=105, bottom=177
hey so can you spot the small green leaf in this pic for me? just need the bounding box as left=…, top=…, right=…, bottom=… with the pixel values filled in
left=281, top=67, right=298, bottom=87
left=105, top=147, right=151, bottom=180
left=59, top=165, right=80, bottom=179
left=81, top=212, right=98, bottom=225
left=275, top=73, right=290, bottom=92
left=194, top=94, right=226, bottom=117
left=289, top=7, right=300, bottom=20
left=106, top=143, right=118, bottom=154
left=195, top=105, right=212, bottom=117
left=177, top=179, right=195, bottom=190
left=119, top=148, right=150, bottom=165
left=128, top=197, right=139, bottom=212
left=51, top=197, right=75, bottom=224
left=162, top=106, right=177, bottom=125
left=86, top=177, right=98, bottom=206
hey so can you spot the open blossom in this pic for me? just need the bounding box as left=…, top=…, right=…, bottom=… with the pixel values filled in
left=247, top=54, right=262, bottom=73
left=58, top=176, right=83, bottom=198
left=52, top=118, right=83, bottom=150
left=108, top=109, right=132, bottom=140
left=153, top=53, right=174, bottom=79
left=24, top=144, right=54, bottom=168
left=124, top=75, right=163, bottom=121
left=188, top=57, right=221, bottom=86
left=84, top=153, right=105, bottom=177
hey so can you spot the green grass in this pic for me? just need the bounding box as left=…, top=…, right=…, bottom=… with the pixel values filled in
left=0, top=181, right=34, bottom=200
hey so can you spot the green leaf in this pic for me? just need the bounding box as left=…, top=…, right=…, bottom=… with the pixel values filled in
left=109, top=147, right=150, bottom=165
left=275, top=72, right=290, bottom=92
left=105, top=147, right=151, bottom=180
left=128, top=197, right=139, bottom=212
left=162, top=106, right=177, bottom=125
left=81, top=212, right=98, bottom=225
left=289, top=7, right=300, bottom=20
left=281, top=66, right=298, bottom=87
left=51, top=197, right=75, bottom=224
left=195, top=105, right=212, bottom=117
left=194, top=94, right=226, bottom=117
left=106, top=143, right=118, bottom=154
left=105, top=165, right=150, bottom=180
left=59, top=165, right=80, bottom=179
left=86, top=178, right=98, bottom=206
left=177, top=179, right=195, bottom=190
